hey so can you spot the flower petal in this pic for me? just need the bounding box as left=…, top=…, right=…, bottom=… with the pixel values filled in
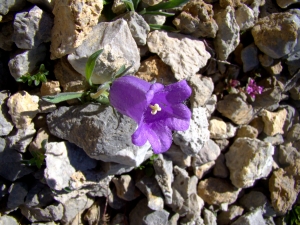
left=165, top=104, right=191, bottom=130
left=109, top=75, right=152, bottom=123
left=132, top=123, right=148, bottom=146
left=164, top=80, right=192, bottom=104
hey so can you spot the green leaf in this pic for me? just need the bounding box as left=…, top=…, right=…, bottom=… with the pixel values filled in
left=141, top=0, right=189, bottom=11
left=132, top=0, right=141, bottom=9
left=85, top=49, right=104, bottom=86
left=149, top=24, right=179, bottom=32
left=102, top=2, right=117, bottom=20
left=42, top=92, right=85, bottom=103
left=34, top=79, right=40, bottom=86
left=139, top=9, right=175, bottom=16
left=122, top=0, right=135, bottom=11
left=113, top=63, right=133, bottom=79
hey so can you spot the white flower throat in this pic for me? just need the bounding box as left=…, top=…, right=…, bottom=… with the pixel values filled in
left=149, top=104, right=161, bottom=115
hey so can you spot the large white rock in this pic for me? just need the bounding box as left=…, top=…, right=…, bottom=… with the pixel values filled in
left=147, top=30, right=211, bottom=80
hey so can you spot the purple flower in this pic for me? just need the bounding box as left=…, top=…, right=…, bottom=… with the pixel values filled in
left=246, top=78, right=263, bottom=99
left=109, top=75, right=192, bottom=154
left=229, top=79, right=240, bottom=88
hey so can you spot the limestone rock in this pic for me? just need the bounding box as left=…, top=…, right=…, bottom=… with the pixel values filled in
left=135, top=55, right=176, bottom=85
left=278, top=145, right=300, bottom=167
left=193, top=161, right=215, bottom=179
left=197, top=177, right=241, bottom=205
left=173, top=0, right=218, bottom=38
left=192, top=139, right=220, bottom=166
left=147, top=30, right=211, bottom=80
left=251, top=13, right=300, bottom=59
left=20, top=203, right=63, bottom=222
left=231, top=208, right=266, bottom=225
left=173, top=107, right=210, bottom=155
left=236, top=125, right=258, bottom=139
left=214, top=6, right=240, bottom=60
left=136, top=176, right=164, bottom=211
left=7, top=91, right=39, bottom=129
left=112, top=175, right=141, bottom=201
left=129, top=198, right=169, bottom=225
left=217, top=205, right=244, bottom=225
left=0, top=91, right=13, bottom=136
left=217, top=94, right=253, bottom=125
left=47, top=104, right=151, bottom=166
left=44, top=141, right=97, bottom=191
left=269, top=168, right=298, bottom=215
left=163, top=144, right=191, bottom=168
left=0, top=0, right=26, bottom=15
left=153, top=154, right=173, bottom=205
left=189, top=74, right=214, bottom=107
left=50, top=0, right=103, bottom=59
left=112, top=0, right=126, bottom=14
left=7, top=181, right=28, bottom=210
left=261, top=109, right=287, bottom=136
left=68, top=19, right=140, bottom=84
left=276, top=0, right=300, bottom=8
left=213, top=154, right=229, bottom=178
left=40, top=81, right=61, bottom=96
left=121, top=11, right=150, bottom=46
left=235, top=4, right=255, bottom=31
left=203, top=208, right=217, bottom=225
left=225, top=137, right=274, bottom=188
left=285, top=123, right=300, bottom=143
left=241, top=44, right=259, bottom=72
left=0, top=215, right=19, bottom=225
left=7, top=123, right=36, bottom=152
left=8, top=44, right=48, bottom=80
left=209, top=117, right=237, bottom=139
left=13, top=5, right=53, bottom=49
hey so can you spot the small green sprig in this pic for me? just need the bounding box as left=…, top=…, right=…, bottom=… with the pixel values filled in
left=135, top=154, right=158, bottom=176
left=285, top=205, right=300, bottom=225
left=17, top=64, right=49, bottom=86
left=21, top=140, right=47, bottom=169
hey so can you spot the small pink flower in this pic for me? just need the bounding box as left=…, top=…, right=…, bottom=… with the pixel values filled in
left=246, top=78, right=263, bottom=99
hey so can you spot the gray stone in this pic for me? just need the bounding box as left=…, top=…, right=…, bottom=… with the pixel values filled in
left=260, top=133, right=284, bottom=146
left=236, top=125, right=258, bottom=139
left=7, top=181, right=28, bottom=210
left=252, top=13, right=300, bottom=59
left=278, top=145, right=300, bottom=167
left=142, top=14, right=166, bottom=25
left=192, top=139, right=221, bottom=166
left=214, top=6, right=240, bottom=60
left=0, top=91, right=13, bottom=136
left=13, top=6, right=53, bottom=49
left=241, top=44, right=259, bottom=72
left=0, top=0, right=26, bottom=15
left=122, top=11, right=150, bottom=46
left=61, top=195, right=94, bottom=224
left=173, top=107, right=210, bottom=155
left=68, top=19, right=140, bottom=84
left=8, top=44, right=48, bottom=80
left=47, top=104, right=151, bottom=166
left=217, top=94, right=254, bottom=125
left=235, top=4, right=255, bottom=31
left=286, top=123, right=300, bottom=143
left=0, top=22, right=14, bottom=51
left=163, top=144, right=191, bottom=168
left=189, top=74, right=214, bottom=107
left=112, top=175, right=141, bottom=201
left=7, top=123, right=36, bottom=152
left=136, top=176, right=164, bottom=211
left=20, top=203, right=64, bottom=222
left=204, top=94, right=217, bottom=118
left=231, top=208, right=266, bottom=225
left=153, top=154, right=173, bottom=205
left=129, top=198, right=169, bottom=225
left=25, top=181, right=54, bottom=208
left=213, top=154, right=229, bottom=178
left=225, top=138, right=274, bottom=188
left=0, top=215, right=19, bottom=225
left=173, top=0, right=218, bottom=38
left=44, top=141, right=97, bottom=191
left=108, top=186, right=127, bottom=209
left=276, top=0, right=300, bottom=8
left=0, top=138, right=33, bottom=181
left=147, top=30, right=211, bottom=80
left=252, top=86, right=282, bottom=109
left=217, top=205, right=244, bottom=225
left=203, top=208, right=217, bottom=225
left=101, top=161, right=135, bottom=175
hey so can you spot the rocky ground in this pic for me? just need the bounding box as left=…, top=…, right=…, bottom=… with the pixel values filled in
left=0, top=0, right=300, bottom=224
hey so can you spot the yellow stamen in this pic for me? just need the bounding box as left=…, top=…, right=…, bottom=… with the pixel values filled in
left=149, top=103, right=161, bottom=115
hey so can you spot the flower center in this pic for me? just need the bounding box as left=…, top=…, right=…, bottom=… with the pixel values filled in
left=149, top=103, right=161, bottom=115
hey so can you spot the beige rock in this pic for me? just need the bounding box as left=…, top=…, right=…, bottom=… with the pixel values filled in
left=217, top=205, right=244, bottom=225
left=213, top=154, right=229, bottom=178
left=29, top=127, right=50, bottom=152
left=142, top=0, right=163, bottom=5
left=69, top=171, right=86, bottom=189
left=258, top=53, right=274, bottom=67
left=209, top=118, right=227, bottom=139
left=194, top=161, right=215, bottom=179
left=265, top=60, right=283, bottom=76
left=189, top=74, right=214, bottom=107
left=135, top=55, right=176, bottom=85
left=112, top=175, right=141, bottom=201
left=261, top=109, right=287, bottom=136
left=147, top=30, right=211, bottom=80
left=83, top=201, right=101, bottom=225
left=112, top=0, right=126, bottom=14
left=276, top=0, right=300, bottom=8
left=40, top=81, right=61, bottom=96
left=50, top=0, right=103, bottom=59
left=225, top=137, right=274, bottom=188
left=173, top=0, right=218, bottom=38
left=7, top=91, right=39, bottom=129
left=197, top=177, right=241, bottom=205
left=269, top=168, right=298, bottom=215
left=249, top=116, right=264, bottom=135
left=236, top=125, right=258, bottom=139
